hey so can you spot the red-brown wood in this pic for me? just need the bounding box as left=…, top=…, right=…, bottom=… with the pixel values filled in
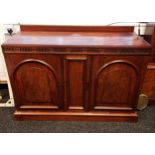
left=151, top=27, right=155, bottom=60
left=90, top=55, right=149, bottom=111
left=92, top=58, right=138, bottom=110
left=3, top=31, right=150, bottom=49
left=20, top=25, right=134, bottom=32
left=142, top=63, right=155, bottom=105
left=2, top=25, right=151, bottom=121
left=14, top=110, right=138, bottom=122
left=4, top=53, right=64, bottom=110
left=64, top=55, right=88, bottom=111
left=141, top=27, right=155, bottom=105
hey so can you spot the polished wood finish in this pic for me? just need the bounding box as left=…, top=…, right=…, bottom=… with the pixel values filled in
left=2, top=25, right=151, bottom=121
left=151, top=28, right=155, bottom=60
left=14, top=110, right=138, bottom=122
left=92, top=57, right=140, bottom=110
left=3, top=33, right=150, bottom=48
left=64, top=55, right=88, bottom=111
left=141, top=27, right=155, bottom=105
left=20, top=25, right=134, bottom=32
left=142, top=63, right=155, bottom=105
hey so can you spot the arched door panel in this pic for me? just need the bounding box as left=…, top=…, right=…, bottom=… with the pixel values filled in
left=13, top=60, right=61, bottom=110
left=92, top=59, right=139, bottom=110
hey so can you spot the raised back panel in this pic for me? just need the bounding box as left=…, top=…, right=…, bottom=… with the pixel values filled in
left=13, top=60, right=60, bottom=109
left=20, top=25, right=134, bottom=32
left=94, top=61, right=139, bottom=110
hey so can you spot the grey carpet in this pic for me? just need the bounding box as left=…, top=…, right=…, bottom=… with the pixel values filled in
left=0, top=107, right=155, bottom=133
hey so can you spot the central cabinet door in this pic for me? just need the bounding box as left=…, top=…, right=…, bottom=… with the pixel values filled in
left=90, top=56, right=139, bottom=111
left=64, top=55, right=89, bottom=111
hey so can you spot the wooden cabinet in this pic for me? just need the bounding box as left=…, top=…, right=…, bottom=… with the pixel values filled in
left=2, top=25, right=151, bottom=122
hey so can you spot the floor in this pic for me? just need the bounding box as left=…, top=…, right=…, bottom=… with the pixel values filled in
left=0, top=106, right=154, bottom=133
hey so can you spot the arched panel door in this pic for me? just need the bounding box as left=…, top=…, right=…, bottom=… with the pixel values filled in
left=13, top=60, right=61, bottom=110
left=92, top=60, right=139, bottom=110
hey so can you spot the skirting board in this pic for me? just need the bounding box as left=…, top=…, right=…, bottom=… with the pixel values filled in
left=0, top=99, right=14, bottom=107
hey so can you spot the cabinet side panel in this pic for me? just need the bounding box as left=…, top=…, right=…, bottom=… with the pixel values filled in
left=141, top=63, right=155, bottom=104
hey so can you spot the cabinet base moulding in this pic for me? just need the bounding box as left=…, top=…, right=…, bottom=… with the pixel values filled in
left=14, top=110, right=138, bottom=122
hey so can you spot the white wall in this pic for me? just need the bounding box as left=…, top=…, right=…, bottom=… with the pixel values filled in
left=0, top=24, right=6, bottom=81
left=0, top=24, right=14, bottom=106
left=0, top=0, right=155, bottom=25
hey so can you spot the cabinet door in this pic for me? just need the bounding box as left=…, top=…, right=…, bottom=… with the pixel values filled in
left=91, top=56, right=140, bottom=111
left=7, top=54, right=63, bottom=110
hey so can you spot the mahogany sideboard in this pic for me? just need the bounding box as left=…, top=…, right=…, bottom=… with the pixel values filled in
left=1, top=25, right=151, bottom=122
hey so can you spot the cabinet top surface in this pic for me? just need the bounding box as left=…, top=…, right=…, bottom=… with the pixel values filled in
left=3, top=31, right=151, bottom=49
